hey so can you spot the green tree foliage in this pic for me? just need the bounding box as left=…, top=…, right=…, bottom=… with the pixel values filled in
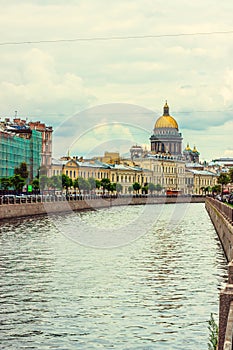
left=39, top=175, right=49, bottom=191
left=88, top=177, right=97, bottom=191
left=31, top=178, right=39, bottom=191
left=107, top=182, right=116, bottom=193
left=208, top=313, right=218, bottom=350
left=101, top=178, right=111, bottom=194
left=116, top=183, right=122, bottom=193
left=11, top=174, right=25, bottom=193
left=133, top=182, right=141, bottom=193
left=217, top=173, right=230, bottom=195
left=148, top=183, right=156, bottom=194
left=212, top=184, right=221, bottom=194
left=95, top=180, right=101, bottom=190
left=229, top=167, right=233, bottom=184
left=14, top=162, right=29, bottom=179
left=62, top=174, right=73, bottom=193
left=49, top=175, right=62, bottom=191
left=128, top=185, right=133, bottom=194
left=0, top=177, right=12, bottom=190
left=142, top=185, right=148, bottom=194
left=155, top=184, right=163, bottom=192
left=74, top=177, right=91, bottom=193
left=217, top=173, right=230, bottom=186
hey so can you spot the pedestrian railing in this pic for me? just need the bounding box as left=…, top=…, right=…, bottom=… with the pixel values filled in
left=207, top=197, right=233, bottom=225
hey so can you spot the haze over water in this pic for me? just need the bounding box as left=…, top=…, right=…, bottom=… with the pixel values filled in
left=0, top=203, right=227, bottom=349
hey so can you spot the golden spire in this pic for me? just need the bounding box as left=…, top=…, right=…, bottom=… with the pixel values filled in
left=185, top=143, right=191, bottom=151
left=193, top=145, right=198, bottom=153
left=163, top=100, right=169, bottom=116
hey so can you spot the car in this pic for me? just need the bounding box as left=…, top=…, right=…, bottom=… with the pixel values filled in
left=228, top=194, right=233, bottom=205
left=215, top=194, right=222, bottom=201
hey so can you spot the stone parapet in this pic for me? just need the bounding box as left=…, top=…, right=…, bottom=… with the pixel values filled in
left=0, top=195, right=205, bottom=221
left=205, top=198, right=233, bottom=262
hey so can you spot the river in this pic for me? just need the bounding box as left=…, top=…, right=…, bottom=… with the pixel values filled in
left=0, top=203, right=227, bottom=349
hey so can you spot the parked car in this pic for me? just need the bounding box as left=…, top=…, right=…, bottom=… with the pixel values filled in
left=228, top=194, right=233, bottom=205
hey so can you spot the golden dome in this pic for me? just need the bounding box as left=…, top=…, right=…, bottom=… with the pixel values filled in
left=193, top=145, right=198, bottom=153
left=185, top=143, right=191, bottom=151
left=155, top=116, right=178, bottom=129
left=154, top=102, right=178, bottom=129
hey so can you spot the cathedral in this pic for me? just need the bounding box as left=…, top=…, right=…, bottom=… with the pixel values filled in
left=150, top=102, right=183, bottom=158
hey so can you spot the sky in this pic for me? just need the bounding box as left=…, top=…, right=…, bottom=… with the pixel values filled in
left=0, top=0, right=233, bottom=161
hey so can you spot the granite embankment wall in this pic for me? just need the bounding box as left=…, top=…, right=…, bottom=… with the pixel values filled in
left=0, top=195, right=205, bottom=221
left=205, top=198, right=233, bottom=350
left=205, top=197, right=233, bottom=262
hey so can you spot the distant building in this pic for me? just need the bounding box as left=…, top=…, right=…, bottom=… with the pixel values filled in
left=0, top=117, right=53, bottom=180
left=92, top=151, right=120, bottom=164
left=130, top=145, right=144, bottom=160
left=183, top=143, right=200, bottom=163
left=28, top=121, right=53, bottom=177
left=150, top=102, right=183, bottom=157
left=0, top=121, right=42, bottom=180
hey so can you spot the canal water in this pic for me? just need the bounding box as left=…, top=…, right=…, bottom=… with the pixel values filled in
left=0, top=203, right=227, bottom=349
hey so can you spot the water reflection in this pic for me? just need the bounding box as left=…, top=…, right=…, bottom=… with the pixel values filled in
left=0, top=203, right=227, bottom=349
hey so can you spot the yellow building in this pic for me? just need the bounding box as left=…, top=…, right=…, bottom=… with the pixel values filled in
left=135, top=156, right=186, bottom=194
left=187, top=169, right=217, bottom=194
left=51, top=157, right=111, bottom=181
left=92, top=151, right=120, bottom=164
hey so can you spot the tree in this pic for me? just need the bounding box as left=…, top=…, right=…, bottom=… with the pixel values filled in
left=142, top=185, right=148, bottom=194
left=49, top=175, right=62, bottom=192
left=205, top=186, right=212, bottom=195
left=212, top=184, right=221, bottom=195
left=148, top=183, right=156, bottom=194
left=133, top=182, right=141, bottom=194
left=62, top=174, right=73, bottom=194
left=200, top=186, right=206, bottom=195
left=0, top=177, right=12, bottom=191
left=31, top=178, right=40, bottom=193
left=39, top=175, right=49, bottom=192
left=101, top=178, right=111, bottom=194
left=74, top=177, right=90, bottom=193
left=217, top=173, right=230, bottom=196
left=88, top=177, right=97, bottom=192
left=155, top=184, right=163, bottom=193
left=116, top=183, right=122, bottom=194
left=128, top=185, right=133, bottom=194
left=95, top=180, right=101, bottom=191
left=14, top=162, right=29, bottom=179
left=229, top=168, right=233, bottom=184
left=11, top=174, right=25, bottom=193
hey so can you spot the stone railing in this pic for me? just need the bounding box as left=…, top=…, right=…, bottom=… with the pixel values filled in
left=219, top=261, right=233, bottom=350
left=207, top=197, right=233, bottom=225
left=223, top=301, right=233, bottom=350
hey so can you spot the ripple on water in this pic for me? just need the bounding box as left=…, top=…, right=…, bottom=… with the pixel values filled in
left=0, top=203, right=227, bottom=349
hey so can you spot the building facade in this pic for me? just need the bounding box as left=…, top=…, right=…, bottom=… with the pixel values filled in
left=150, top=102, right=183, bottom=157
left=0, top=128, right=42, bottom=180
left=0, top=117, right=53, bottom=180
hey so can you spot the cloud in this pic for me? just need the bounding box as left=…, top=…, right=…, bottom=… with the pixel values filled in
left=0, top=0, right=233, bottom=160
left=0, top=48, right=94, bottom=120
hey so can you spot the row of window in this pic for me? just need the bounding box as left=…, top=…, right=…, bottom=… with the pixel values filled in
left=153, top=165, right=185, bottom=174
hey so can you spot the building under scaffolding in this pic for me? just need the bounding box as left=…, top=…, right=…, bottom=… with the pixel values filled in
left=0, top=128, right=42, bottom=180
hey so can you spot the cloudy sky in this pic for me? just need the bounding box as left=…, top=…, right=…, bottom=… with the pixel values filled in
left=0, top=0, right=233, bottom=161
